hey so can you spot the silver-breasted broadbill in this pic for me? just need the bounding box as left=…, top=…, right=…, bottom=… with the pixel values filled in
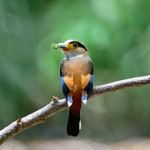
left=56, top=40, right=94, bottom=136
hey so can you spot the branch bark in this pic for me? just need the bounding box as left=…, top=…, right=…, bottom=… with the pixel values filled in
left=0, top=75, right=150, bottom=144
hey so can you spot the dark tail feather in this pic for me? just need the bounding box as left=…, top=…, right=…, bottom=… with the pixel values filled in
left=67, top=109, right=80, bottom=136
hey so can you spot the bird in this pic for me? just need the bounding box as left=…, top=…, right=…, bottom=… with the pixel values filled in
left=56, top=40, right=94, bottom=136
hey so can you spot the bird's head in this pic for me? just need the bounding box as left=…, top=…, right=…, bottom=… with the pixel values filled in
left=56, top=40, right=87, bottom=58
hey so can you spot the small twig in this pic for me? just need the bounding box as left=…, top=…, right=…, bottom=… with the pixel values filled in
left=0, top=75, right=150, bottom=144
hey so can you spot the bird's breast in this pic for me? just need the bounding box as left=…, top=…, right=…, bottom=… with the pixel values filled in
left=62, top=56, right=91, bottom=92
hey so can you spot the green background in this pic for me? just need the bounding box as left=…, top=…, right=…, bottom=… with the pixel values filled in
left=0, top=0, right=150, bottom=141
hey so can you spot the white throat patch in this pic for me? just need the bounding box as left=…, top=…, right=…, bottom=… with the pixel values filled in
left=65, top=53, right=84, bottom=60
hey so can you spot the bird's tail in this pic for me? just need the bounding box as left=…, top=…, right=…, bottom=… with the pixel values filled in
left=67, top=93, right=81, bottom=136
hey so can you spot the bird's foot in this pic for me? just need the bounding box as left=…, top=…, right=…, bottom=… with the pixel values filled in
left=67, top=95, right=73, bottom=107
left=81, top=91, right=88, bottom=104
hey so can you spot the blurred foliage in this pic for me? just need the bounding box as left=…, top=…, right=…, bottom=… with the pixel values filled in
left=0, top=0, right=150, bottom=141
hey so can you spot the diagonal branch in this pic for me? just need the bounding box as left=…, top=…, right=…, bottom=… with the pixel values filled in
left=0, top=75, right=150, bottom=144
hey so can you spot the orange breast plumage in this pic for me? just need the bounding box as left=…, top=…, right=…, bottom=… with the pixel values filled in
left=62, top=56, right=92, bottom=93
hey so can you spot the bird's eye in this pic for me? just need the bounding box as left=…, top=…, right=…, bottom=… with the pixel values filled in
left=73, top=42, right=78, bottom=48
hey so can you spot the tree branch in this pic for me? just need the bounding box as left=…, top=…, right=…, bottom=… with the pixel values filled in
left=0, top=75, right=150, bottom=144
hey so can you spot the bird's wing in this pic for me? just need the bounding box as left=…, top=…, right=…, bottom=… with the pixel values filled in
left=81, top=60, right=94, bottom=96
left=60, top=59, right=70, bottom=98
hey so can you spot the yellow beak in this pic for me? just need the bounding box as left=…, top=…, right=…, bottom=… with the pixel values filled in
left=57, top=43, right=67, bottom=49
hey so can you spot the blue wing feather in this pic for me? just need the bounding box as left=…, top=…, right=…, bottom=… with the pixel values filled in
left=90, top=74, right=94, bottom=83
left=60, top=77, right=64, bottom=89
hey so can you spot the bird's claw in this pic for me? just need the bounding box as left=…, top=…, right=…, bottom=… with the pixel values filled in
left=81, top=92, right=88, bottom=104
left=67, top=95, right=73, bottom=107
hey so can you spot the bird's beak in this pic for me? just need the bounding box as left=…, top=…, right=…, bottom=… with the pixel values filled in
left=57, top=43, right=67, bottom=49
